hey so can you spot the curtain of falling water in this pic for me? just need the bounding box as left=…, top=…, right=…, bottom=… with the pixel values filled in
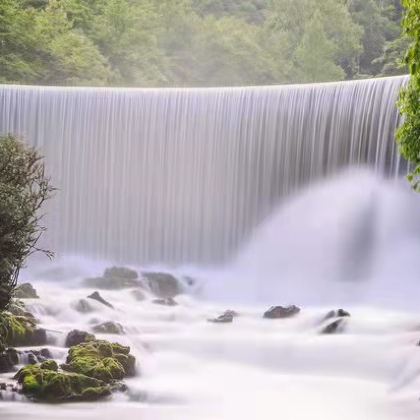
left=0, top=76, right=407, bottom=265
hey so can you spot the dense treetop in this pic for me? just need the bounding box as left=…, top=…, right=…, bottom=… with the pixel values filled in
left=0, top=0, right=408, bottom=86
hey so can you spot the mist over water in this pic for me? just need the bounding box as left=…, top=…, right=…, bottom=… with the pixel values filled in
left=1, top=76, right=420, bottom=419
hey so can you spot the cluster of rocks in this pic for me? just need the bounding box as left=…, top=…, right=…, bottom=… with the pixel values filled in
left=1, top=282, right=136, bottom=403
left=207, top=306, right=352, bottom=336
left=0, top=273, right=361, bottom=406
left=83, top=266, right=184, bottom=300
left=7, top=327, right=136, bottom=402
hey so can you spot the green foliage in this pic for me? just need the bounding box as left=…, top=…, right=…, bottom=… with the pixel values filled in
left=0, top=0, right=409, bottom=86
left=396, top=0, right=420, bottom=191
left=0, top=134, right=54, bottom=311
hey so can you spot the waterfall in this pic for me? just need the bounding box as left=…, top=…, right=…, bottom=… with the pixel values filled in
left=0, top=76, right=407, bottom=265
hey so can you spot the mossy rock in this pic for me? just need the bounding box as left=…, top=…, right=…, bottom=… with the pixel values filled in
left=15, top=365, right=111, bottom=402
left=40, top=360, right=58, bottom=371
left=0, top=312, right=47, bottom=347
left=62, top=340, right=135, bottom=382
left=61, top=356, right=125, bottom=383
left=15, top=283, right=39, bottom=299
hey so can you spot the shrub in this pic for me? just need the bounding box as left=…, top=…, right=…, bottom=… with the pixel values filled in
left=0, top=134, right=55, bottom=311
left=396, top=1, right=420, bottom=191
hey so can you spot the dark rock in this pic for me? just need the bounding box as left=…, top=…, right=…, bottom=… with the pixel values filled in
left=0, top=348, right=19, bottom=373
left=65, top=330, right=96, bottom=348
left=87, top=291, right=114, bottom=309
left=208, top=311, right=235, bottom=324
left=109, top=380, right=128, bottom=393
left=74, top=299, right=95, bottom=313
left=324, top=309, right=351, bottom=320
left=93, top=322, right=124, bottom=335
left=131, top=289, right=146, bottom=301
left=27, top=353, right=37, bottom=365
left=322, top=319, right=346, bottom=334
left=142, top=272, right=181, bottom=298
left=40, top=348, right=53, bottom=359
left=152, top=297, right=178, bottom=307
left=15, top=283, right=39, bottom=299
left=263, top=305, right=301, bottom=319
left=32, top=328, right=47, bottom=346
left=20, top=348, right=53, bottom=364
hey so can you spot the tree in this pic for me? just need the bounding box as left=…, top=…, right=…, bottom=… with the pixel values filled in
left=265, top=0, right=362, bottom=82
left=396, top=0, right=420, bottom=191
left=294, top=12, right=345, bottom=83
left=0, top=135, right=55, bottom=311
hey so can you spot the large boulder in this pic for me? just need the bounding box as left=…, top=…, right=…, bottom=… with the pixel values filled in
left=65, top=330, right=96, bottom=348
left=92, top=322, right=124, bottom=335
left=87, top=292, right=114, bottom=309
left=61, top=340, right=135, bottom=381
left=142, top=272, right=181, bottom=298
left=14, top=365, right=111, bottom=402
left=15, top=283, right=39, bottom=299
left=83, top=267, right=140, bottom=290
left=263, top=305, right=301, bottom=319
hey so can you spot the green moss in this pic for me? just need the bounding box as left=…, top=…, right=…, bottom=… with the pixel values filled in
left=0, top=312, right=45, bottom=347
left=15, top=365, right=111, bottom=402
left=62, top=340, right=135, bottom=382
left=40, top=360, right=58, bottom=371
left=62, top=356, right=124, bottom=382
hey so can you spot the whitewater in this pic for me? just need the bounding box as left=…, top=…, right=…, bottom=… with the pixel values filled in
left=2, top=169, right=420, bottom=420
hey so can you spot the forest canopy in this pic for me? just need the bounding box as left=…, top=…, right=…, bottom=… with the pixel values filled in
left=0, top=0, right=408, bottom=87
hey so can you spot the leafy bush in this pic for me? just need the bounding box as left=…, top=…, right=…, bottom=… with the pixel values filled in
left=396, top=0, right=420, bottom=191
left=0, top=134, right=54, bottom=311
